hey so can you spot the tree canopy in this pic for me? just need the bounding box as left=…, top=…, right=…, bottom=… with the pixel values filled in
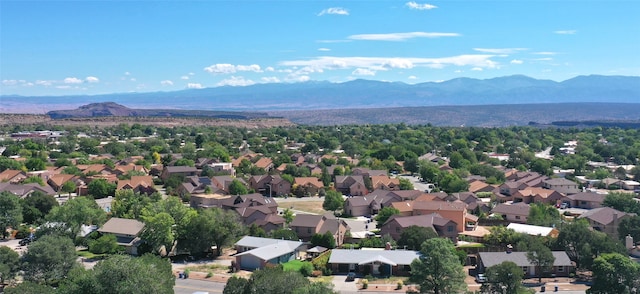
left=0, top=191, right=23, bottom=238
left=322, top=190, right=344, bottom=212
left=409, top=238, right=467, bottom=294
left=21, top=235, right=78, bottom=286
left=587, top=253, right=640, bottom=294
left=397, top=225, right=438, bottom=251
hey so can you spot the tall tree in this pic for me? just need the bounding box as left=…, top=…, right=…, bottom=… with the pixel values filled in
left=61, top=180, right=77, bottom=197
left=140, top=212, right=175, bottom=255
left=0, top=246, right=20, bottom=285
left=397, top=225, right=438, bottom=250
left=0, top=191, right=23, bottom=239
left=229, top=179, right=249, bottom=195
left=21, top=235, right=78, bottom=286
left=45, top=196, right=107, bottom=237
left=603, top=192, right=640, bottom=214
left=87, top=178, right=116, bottom=199
left=481, top=261, right=527, bottom=294
left=527, top=202, right=561, bottom=227
left=618, top=215, right=640, bottom=242
left=556, top=219, right=626, bottom=270
left=526, top=240, right=555, bottom=283
left=375, top=207, right=400, bottom=227
left=587, top=253, right=640, bottom=294
left=181, top=208, right=245, bottom=257
left=322, top=190, right=344, bottom=212
left=409, top=238, right=467, bottom=294
left=398, top=177, right=414, bottom=190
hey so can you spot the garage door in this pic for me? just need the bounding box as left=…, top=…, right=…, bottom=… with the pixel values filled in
left=240, top=255, right=262, bottom=270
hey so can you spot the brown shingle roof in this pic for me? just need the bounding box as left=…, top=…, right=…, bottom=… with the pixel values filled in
left=98, top=217, right=145, bottom=236
left=578, top=207, right=634, bottom=225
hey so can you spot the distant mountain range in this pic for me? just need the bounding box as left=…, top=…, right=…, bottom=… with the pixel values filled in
left=2, top=75, right=639, bottom=113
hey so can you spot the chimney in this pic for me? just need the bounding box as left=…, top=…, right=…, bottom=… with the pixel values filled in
left=506, top=244, right=513, bottom=254
left=385, top=242, right=392, bottom=250
left=625, top=235, right=634, bottom=250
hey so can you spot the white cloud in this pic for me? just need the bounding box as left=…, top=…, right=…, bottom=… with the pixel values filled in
left=285, top=75, right=310, bottom=82
left=85, top=76, right=99, bottom=83
left=510, top=59, right=524, bottom=64
left=2, top=80, right=19, bottom=86
left=161, top=80, right=174, bottom=86
left=352, top=68, right=376, bottom=76
left=317, top=39, right=352, bottom=43
left=280, top=55, right=498, bottom=72
left=216, top=76, right=255, bottom=87
left=35, top=80, right=53, bottom=86
left=534, top=57, right=553, bottom=61
left=408, top=75, right=418, bottom=80
left=56, top=85, right=72, bottom=89
left=473, top=48, right=527, bottom=54
left=265, top=67, right=275, bottom=72
left=471, top=67, right=483, bottom=71
left=130, top=78, right=137, bottom=82
left=180, top=75, right=190, bottom=80
left=64, top=77, right=83, bottom=84
left=318, top=7, right=349, bottom=16
left=405, top=1, right=437, bottom=10
left=318, top=48, right=331, bottom=51
left=348, top=32, right=460, bottom=41
left=261, top=77, right=281, bottom=83
left=554, top=30, right=577, bottom=35
left=204, top=63, right=262, bottom=74
left=187, top=83, right=203, bottom=89
left=124, top=72, right=131, bottom=76
left=534, top=51, right=557, bottom=55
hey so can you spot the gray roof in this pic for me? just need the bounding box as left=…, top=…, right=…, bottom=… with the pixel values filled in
left=98, top=217, right=145, bottom=236
left=235, top=236, right=298, bottom=248
left=577, top=207, right=634, bottom=225
left=544, top=178, right=577, bottom=186
left=479, top=251, right=572, bottom=268
left=566, top=192, right=606, bottom=203
left=329, top=249, right=420, bottom=266
left=235, top=238, right=303, bottom=260
left=492, top=202, right=530, bottom=216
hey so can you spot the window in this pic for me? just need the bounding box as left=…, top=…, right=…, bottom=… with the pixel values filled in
left=307, top=228, right=312, bottom=233
left=515, top=216, right=521, bottom=220
left=396, top=227, right=401, bottom=233
left=558, top=266, right=564, bottom=272
left=448, top=226, right=454, bottom=232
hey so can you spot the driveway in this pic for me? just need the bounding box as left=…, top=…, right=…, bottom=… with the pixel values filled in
left=332, top=274, right=359, bottom=293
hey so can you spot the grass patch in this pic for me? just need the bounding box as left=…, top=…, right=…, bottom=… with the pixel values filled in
left=457, top=243, right=486, bottom=248
left=282, top=260, right=310, bottom=272
left=275, top=199, right=327, bottom=214
left=367, top=276, right=410, bottom=284
left=309, top=276, right=333, bottom=283
left=184, top=263, right=229, bottom=273
left=77, top=250, right=106, bottom=259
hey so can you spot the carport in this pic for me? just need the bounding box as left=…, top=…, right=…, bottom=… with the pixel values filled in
left=358, top=255, right=396, bottom=276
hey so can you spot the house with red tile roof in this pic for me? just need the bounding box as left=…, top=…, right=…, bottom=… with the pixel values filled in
left=0, top=169, right=27, bottom=183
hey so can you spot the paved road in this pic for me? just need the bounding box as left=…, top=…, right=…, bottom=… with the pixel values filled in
left=174, top=278, right=224, bottom=294
left=398, top=175, right=435, bottom=192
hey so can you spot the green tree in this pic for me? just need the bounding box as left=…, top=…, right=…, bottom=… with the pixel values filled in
left=59, top=254, right=175, bottom=294
left=0, top=246, right=20, bottom=285
left=526, top=239, right=555, bottom=283
left=111, top=189, right=155, bottom=219
left=398, top=177, right=414, bottom=190
left=3, top=281, right=56, bottom=294
left=375, top=207, right=400, bottom=226
left=46, top=196, right=107, bottom=237
left=481, top=261, right=528, bottom=294
left=24, top=157, right=46, bottom=171
left=229, top=179, right=249, bottom=195
left=409, top=238, right=467, bottom=294
left=61, top=180, right=77, bottom=197
left=270, top=228, right=298, bottom=240
left=88, top=234, right=121, bottom=254
left=21, top=235, right=78, bottom=286
left=0, top=191, right=23, bottom=239
left=20, top=192, right=59, bottom=226
left=87, top=178, right=116, bottom=199
left=618, top=215, right=640, bottom=242
left=22, top=176, right=45, bottom=186
left=587, top=253, right=640, bottom=294
left=182, top=208, right=245, bottom=257
left=242, top=266, right=313, bottom=294
left=141, top=212, right=175, bottom=255
left=397, top=225, right=438, bottom=250
left=224, top=276, right=249, bottom=294
left=310, top=231, right=336, bottom=249
left=527, top=202, right=561, bottom=227
left=322, top=190, right=344, bottom=212
left=603, top=192, right=640, bottom=214
left=282, top=208, right=294, bottom=226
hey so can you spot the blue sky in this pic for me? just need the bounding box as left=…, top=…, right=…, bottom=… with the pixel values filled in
left=1, top=0, right=639, bottom=96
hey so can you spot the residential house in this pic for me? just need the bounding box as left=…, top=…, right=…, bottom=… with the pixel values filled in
left=160, top=166, right=198, bottom=181
left=175, top=176, right=221, bottom=196
left=491, top=202, right=530, bottom=223
left=335, top=175, right=367, bottom=196
left=621, top=180, right=640, bottom=191
left=352, top=168, right=388, bottom=178
left=562, top=192, right=606, bottom=209
left=0, top=169, right=27, bottom=183
left=542, top=178, right=580, bottom=195
left=379, top=213, right=459, bottom=240
left=419, top=152, right=441, bottom=163
left=328, top=249, right=420, bottom=276
left=577, top=207, right=635, bottom=239
left=234, top=236, right=304, bottom=270
left=236, top=205, right=285, bottom=232
left=113, top=164, right=148, bottom=176
left=0, top=182, right=56, bottom=198
left=370, top=176, right=400, bottom=191
left=253, top=157, right=274, bottom=172
left=343, top=193, right=388, bottom=217
left=293, top=177, right=324, bottom=196
left=47, top=174, right=77, bottom=192
left=98, top=217, right=145, bottom=255
left=289, top=213, right=350, bottom=246
left=208, top=162, right=236, bottom=176
left=116, top=175, right=155, bottom=194
left=468, top=180, right=496, bottom=193
left=506, top=223, right=559, bottom=238
left=511, top=187, right=563, bottom=205
left=211, top=176, right=247, bottom=194
left=478, top=251, right=573, bottom=277
left=249, top=175, right=291, bottom=196
left=411, top=200, right=471, bottom=232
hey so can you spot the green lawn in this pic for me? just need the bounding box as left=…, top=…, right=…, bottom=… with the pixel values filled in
left=77, top=250, right=106, bottom=259
left=282, top=260, right=311, bottom=272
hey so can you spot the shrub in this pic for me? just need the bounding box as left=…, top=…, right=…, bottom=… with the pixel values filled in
left=206, top=272, right=213, bottom=278
left=299, top=262, right=314, bottom=277
left=361, top=279, right=368, bottom=289
left=396, top=280, right=404, bottom=290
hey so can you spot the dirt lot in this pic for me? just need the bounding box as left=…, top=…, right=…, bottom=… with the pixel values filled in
left=275, top=198, right=328, bottom=215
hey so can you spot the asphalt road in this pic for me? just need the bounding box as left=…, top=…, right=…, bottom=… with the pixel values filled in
left=174, top=278, right=225, bottom=294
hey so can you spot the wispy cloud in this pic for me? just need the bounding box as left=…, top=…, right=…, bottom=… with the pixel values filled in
left=318, top=48, right=331, bottom=52
left=216, top=76, right=255, bottom=87
left=85, top=76, right=99, bottom=83
left=352, top=68, right=376, bottom=76
left=510, top=59, right=524, bottom=64
left=408, top=75, right=418, bottom=80
left=280, top=55, right=498, bottom=72
left=187, top=83, right=203, bottom=89
left=160, top=80, right=173, bottom=86
left=317, top=39, right=352, bottom=43
left=471, top=67, right=483, bottom=71
left=473, top=48, right=527, bottom=54
left=318, top=7, right=349, bottom=16
left=534, top=51, right=558, bottom=55
left=348, top=32, right=459, bottom=41
left=405, top=1, right=437, bottom=10
left=64, top=77, right=83, bottom=84
left=204, top=63, right=262, bottom=74
left=554, top=30, right=577, bottom=35
left=261, top=77, right=281, bottom=83
left=180, top=75, right=190, bottom=80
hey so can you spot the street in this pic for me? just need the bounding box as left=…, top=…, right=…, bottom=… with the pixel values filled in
left=174, top=278, right=225, bottom=294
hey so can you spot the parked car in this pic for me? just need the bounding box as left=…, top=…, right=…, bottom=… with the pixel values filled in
left=475, top=273, right=487, bottom=283
left=346, top=272, right=356, bottom=282
left=19, top=237, right=34, bottom=246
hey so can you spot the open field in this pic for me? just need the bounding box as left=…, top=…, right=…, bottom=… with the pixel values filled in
left=275, top=198, right=327, bottom=215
